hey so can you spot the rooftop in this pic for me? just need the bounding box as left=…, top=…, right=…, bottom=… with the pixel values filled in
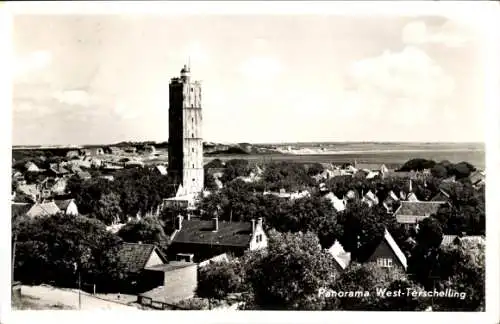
left=117, top=243, right=167, bottom=274
left=395, top=201, right=445, bottom=217
left=171, top=219, right=254, bottom=247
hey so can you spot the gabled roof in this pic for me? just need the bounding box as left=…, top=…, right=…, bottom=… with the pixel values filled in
left=54, top=199, right=75, bottom=211
left=16, top=184, right=39, bottom=197
left=382, top=229, right=407, bottom=270
left=171, top=219, right=254, bottom=247
left=323, top=192, right=346, bottom=212
left=155, top=165, right=168, bottom=175
left=76, top=171, right=92, bottom=179
left=117, top=243, right=168, bottom=274
left=327, top=240, right=351, bottom=270
left=26, top=201, right=61, bottom=218
left=469, top=170, right=485, bottom=186
left=395, top=201, right=444, bottom=217
left=431, top=189, right=450, bottom=202
left=406, top=192, right=419, bottom=202
left=384, top=190, right=399, bottom=203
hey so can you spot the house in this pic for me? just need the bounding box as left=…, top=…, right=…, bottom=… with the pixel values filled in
left=380, top=164, right=389, bottom=176
left=382, top=190, right=399, bottom=213
left=54, top=199, right=79, bottom=215
left=81, top=147, right=104, bottom=156
left=167, top=216, right=268, bottom=262
left=48, top=164, right=70, bottom=177
left=116, top=243, right=170, bottom=293
left=106, top=223, right=126, bottom=234
left=124, top=146, right=137, bottom=154
left=323, top=192, right=346, bottom=212
left=137, top=260, right=198, bottom=308
left=264, top=189, right=310, bottom=201
left=406, top=192, right=419, bottom=202
left=25, top=201, right=61, bottom=218
left=366, top=170, right=380, bottom=180
left=198, top=253, right=230, bottom=268
left=144, top=145, right=156, bottom=155
left=393, top=201, right=445, bottom=230
left=15, top=184, right=40, bottom=203
left=155, top=165, right=168, bottom=176
left=125, top=160, right=145, bottom=168
left=116, top=242, right=197, bottom=306
left=50, top=178, right=68, bottom=196
left=366, top=229, right=407, bottom=271
left=66, top=150, right=80, bottom=159
left=344, top=189, right=358, bottom=201
left=431, top=189, right=450, bottom=202
left=206, top=168, right=225, bottom=179
left=361, top=190, right=379, bottom=207
left=326, top=240, right=351, bottom=272
left=25, top=161, right=40, bottom=173
left=442, top=235, right=485, bottom=247
left=100, top=175, right=115, bottom=181
left=469, top=170, right=485, bottom=188
left=76, top=170, right=92, bottom=181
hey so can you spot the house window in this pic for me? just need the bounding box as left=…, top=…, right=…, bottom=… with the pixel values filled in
left=190, top=87, right=193, bottom=92
left=256, top=234, right=262, bottom=243
left=192, top=148, right=194, bottom=152
left=192, top=117, right=194, bottom=123
left=192, top=178, right=195, bottom=182
left=377, top=258, right=393, bottom=268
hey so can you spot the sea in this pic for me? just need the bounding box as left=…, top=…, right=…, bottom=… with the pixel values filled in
left=206, top=142, right=486, bottom=170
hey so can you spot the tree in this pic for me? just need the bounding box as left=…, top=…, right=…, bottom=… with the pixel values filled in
left=117, top=216, right=169, bottom=251
left=434, top=240, right=485, bottom=311
left=221, top=159, right=253, bottom=183
left=196, top=261, right=242, bottom=299
left=325, top=263, right=425, bottom=310
left=307, top=163, right=324, bottom=176
left=204, top=172, right=219, bottom=191
left=91, top=192, right=123, bottom=225
left=399, top=159, right=436, bottom=172
left=204, top=158, right=224, bottom=169
left=246, top=231, right=337, bottom=310
left=431, top=164, right=448, bottom=178
left=14, top=214, right=126, bottom=292
left=416, top=217, right=443, bottom=250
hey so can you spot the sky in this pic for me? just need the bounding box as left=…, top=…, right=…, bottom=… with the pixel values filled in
left=11, top=11, right=488, bottom=145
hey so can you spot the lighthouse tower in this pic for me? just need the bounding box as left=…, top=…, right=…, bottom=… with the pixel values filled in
left=168, top=65, right=204, bottom=195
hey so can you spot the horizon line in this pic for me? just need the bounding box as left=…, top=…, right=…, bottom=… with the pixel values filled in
left=12, top=140, right=485, bottom=148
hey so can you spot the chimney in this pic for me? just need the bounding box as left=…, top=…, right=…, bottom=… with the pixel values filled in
left=186, top=213, right=191, bottom=220
left=212, top=217, right=219, bottom=232
left=176, top=215, right=183, bottom=230
left=251, top=219, right=256, bottom=234
left=409, top=179, right=413, bottom=193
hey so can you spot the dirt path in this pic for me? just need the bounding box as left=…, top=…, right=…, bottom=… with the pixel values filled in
left=20, top=285, right=138, bottom=310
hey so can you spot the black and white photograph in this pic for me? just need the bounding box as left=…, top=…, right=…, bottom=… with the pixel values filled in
left=2, top=1, right=500, bottom=323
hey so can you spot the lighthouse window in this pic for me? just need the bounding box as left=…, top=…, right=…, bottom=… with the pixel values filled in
left=192, top=117, right=194, bottom=123
left=192, top=164, right=194, bottom=168
left=192, top=133, right=194, bottom=138
left=192, top=148, right=194, bottom=152
left=190, top=88, right=193, bottom=92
